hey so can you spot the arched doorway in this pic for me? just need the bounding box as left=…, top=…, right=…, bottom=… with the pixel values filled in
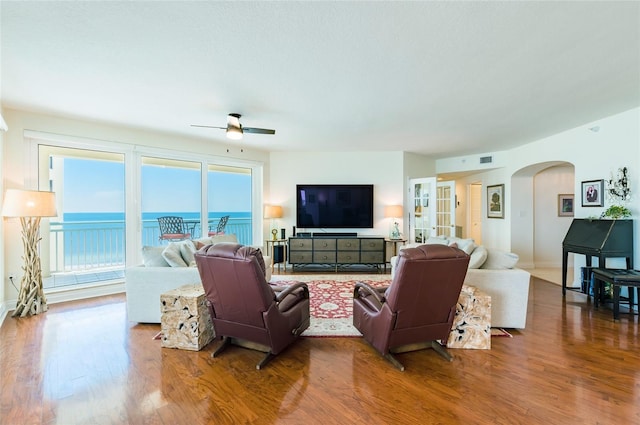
left=511, top=161, right=575, bottom=285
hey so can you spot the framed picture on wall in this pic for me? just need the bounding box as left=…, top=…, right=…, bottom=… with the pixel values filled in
left=581, top=180, right=604, bottom=207
left=487, top=184, right=505, bottom=218
left=558, top=194, right=574, bottom=217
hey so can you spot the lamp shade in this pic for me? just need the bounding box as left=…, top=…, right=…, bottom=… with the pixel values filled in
left=2, top=189, right=57, bottom=217
left=384, top=205, right=403, bottom=218
left=264, top=205, right=283, bottom=219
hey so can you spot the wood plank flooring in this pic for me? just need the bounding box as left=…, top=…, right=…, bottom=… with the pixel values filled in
left=0, top=276, right=639, bottom=424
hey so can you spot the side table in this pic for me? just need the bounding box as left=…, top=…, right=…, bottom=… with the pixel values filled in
left=447, top=285, right=492, bottom=350
left=265, top=238, right=287, bottom=273
left=385, top=238, right=406, bottom=271
left=160, top=283, right=215, bottom=351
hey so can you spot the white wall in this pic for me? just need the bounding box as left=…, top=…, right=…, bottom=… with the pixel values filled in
left=269, top=151, right=411, bottom=238
left=0, top=108, right=5, bottom=322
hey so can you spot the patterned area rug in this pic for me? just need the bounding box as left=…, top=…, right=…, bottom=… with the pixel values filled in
left=271, top=274, right=390, bottom=337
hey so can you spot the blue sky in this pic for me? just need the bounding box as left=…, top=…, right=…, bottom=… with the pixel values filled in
left=63, top=158, right=251, bottom=213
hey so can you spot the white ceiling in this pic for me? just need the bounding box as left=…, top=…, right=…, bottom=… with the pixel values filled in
left=1, top=1, right=639, bottom=158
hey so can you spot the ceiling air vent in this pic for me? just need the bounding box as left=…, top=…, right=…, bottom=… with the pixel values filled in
left=480, top=156, right=493, bottom=164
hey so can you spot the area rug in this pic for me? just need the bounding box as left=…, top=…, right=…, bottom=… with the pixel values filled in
left=271, top=275, right=390, bottom=337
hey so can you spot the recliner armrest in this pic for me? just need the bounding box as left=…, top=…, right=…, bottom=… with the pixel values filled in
left=353, top=282, right=387, bottom=311
left=275, top=282, right=309, bottom=312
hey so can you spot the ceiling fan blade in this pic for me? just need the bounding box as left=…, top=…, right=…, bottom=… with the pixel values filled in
left=191, top=124, right=226, bottom=130
left=243, top=127, right=276, bottom=135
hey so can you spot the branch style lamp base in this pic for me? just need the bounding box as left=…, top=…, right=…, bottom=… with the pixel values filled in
left=2, top=189, right=57, bottom=318
left=13, top=216, right=48, bottom=317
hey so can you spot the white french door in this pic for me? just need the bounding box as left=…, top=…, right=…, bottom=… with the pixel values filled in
left=436, top=180, right=456, bottom=237
left=408, top=177, right=437, bottom=243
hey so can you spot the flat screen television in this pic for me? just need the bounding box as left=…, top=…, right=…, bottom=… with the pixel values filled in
left=296, top=184, right=374, bottom=229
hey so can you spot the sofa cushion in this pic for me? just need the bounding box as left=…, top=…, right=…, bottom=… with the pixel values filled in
left=142, top=246, right=170, bottom=267
left=480, top=250, right=519, bottom=269
left=162, top=242, right=189, bottom=267
left=468, top=245, right=488, bottom=269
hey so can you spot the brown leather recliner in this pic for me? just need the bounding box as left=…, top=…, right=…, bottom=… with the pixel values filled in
left=353, top=244, right=470, bottom=371
left=195, top=243, right=310, bottom=369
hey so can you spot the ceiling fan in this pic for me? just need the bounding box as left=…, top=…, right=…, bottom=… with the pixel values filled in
left=191, top=113, right=276, bottom=140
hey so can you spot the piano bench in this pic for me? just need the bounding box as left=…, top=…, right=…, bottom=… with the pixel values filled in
left=592, top=268, right=640, bottom=321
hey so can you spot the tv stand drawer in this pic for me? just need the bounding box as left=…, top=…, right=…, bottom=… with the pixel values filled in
left=313, top=239, right=336, bottom=251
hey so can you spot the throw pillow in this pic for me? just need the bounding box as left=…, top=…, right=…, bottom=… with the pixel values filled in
left=162, top=242, right=188, bottom=267
left=179, top=240, right=197, bottom=267
left=480, top=250, right=519, bottom=269
left=468, top=245, right=488, bottom=269
left=448, top=237, right=476, bottom=255
left=142, top=246, right=170, bottom=267
left=210, top=234, right=238, bottom=245
left=194, top=234, right=238, bottom=250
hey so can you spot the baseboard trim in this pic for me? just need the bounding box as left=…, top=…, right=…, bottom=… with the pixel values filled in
left=46, top=281, right=125, bottom=305
left=1, top=281, right=125, bottom=325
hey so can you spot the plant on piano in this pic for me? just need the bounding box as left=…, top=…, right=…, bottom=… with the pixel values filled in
left=600, top=205, right=631, bottom=219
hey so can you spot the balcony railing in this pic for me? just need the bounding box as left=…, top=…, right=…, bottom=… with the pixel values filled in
left=48, top=217, right=253, bottom=276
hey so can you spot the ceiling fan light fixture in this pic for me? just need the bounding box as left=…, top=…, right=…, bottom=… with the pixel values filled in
left=226, top=127, right=243, bottom=140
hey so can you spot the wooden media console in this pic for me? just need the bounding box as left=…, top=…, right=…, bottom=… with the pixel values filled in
left=288, top=235, right=385, bottom=272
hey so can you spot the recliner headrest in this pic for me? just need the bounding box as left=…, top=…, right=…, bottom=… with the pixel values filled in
left=399, top=244, right=469, bottom=261
left=197, top=242, right=267, bottom=276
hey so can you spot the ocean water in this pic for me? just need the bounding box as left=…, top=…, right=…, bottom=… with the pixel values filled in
left=62, top=211, right=251, bottom=223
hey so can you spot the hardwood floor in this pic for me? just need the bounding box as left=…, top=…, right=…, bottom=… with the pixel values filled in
left=1, top=276, right=638, bottom=424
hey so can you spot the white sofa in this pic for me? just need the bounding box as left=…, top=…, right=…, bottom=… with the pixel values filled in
left=390, top=237, right=531, bottom=329
left=125, top=234, right=271, bottom=323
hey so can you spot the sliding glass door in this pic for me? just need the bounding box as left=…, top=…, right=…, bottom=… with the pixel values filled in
left=32, top=134, right=261, bottom=291
left=39, top=145, right=125, bottom=288
left=141, top=157, right=202, bottom=245
left=208, top=165, right=253, bottom=245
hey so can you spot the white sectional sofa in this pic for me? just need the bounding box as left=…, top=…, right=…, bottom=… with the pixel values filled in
left=125, top=234, right=271, bottom=323
left=390, top=237, right=531, bottom=329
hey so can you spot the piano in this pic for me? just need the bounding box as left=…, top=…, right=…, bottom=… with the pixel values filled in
left=562, top=219, right=634, bottom=295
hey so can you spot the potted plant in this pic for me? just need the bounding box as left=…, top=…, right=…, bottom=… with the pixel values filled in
left=600, top=205, right=631, bottom=219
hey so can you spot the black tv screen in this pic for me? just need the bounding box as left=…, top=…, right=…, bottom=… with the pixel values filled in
left=296, top=184, right=374, bottom=229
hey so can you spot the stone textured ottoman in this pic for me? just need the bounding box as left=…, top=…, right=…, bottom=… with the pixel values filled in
left=447, top=285, right=492, bottom=350
left=160, top=283, right=215, bottom=351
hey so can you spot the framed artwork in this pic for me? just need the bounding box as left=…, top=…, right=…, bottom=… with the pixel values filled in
left=581, top=180, right=604, bottom=207
left=487, top=184, right=505, bottom=218
left=558, top=194, right=574, bottom=217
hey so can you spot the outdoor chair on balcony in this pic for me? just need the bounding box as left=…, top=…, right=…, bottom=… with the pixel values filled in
left=157, top=216, right=191, bottom=242
left=208, top=215, right=229, bottom=236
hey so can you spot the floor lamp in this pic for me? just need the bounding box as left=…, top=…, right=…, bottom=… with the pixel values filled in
left=2, top=189, right=58, bottom=317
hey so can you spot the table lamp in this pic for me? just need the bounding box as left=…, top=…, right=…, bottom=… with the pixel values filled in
left=264, top=205, right=283, bottom=240
left=384, top=205, right=403, bottom=240
left=2, top=189, right=58, bottom=317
